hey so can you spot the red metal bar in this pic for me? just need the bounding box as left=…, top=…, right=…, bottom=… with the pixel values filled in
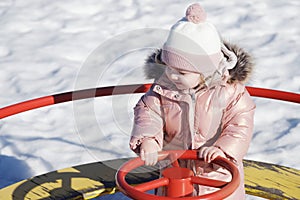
left=191, top=176, right=228, bottom=188
left=246, top=86, right=300, bottom=104
left=134, top=177, right=169, bottom=192
left=0, top=84, right=298, bottom=119
left=0, top=96, right=55, bottom=119
left=0, top=84, right=151, bottom=119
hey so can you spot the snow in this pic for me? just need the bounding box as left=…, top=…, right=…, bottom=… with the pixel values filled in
left=0, top=0, right=299, bottom=199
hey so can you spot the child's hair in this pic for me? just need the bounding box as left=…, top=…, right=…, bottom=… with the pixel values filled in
left=198, top=73, right=205, bottom=86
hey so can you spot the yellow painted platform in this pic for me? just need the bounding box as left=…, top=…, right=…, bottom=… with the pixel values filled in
left=0, top=159, right=299, bottom=199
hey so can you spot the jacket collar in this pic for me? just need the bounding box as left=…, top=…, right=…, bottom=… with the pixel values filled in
left=152, top=74, right=204, bottom=103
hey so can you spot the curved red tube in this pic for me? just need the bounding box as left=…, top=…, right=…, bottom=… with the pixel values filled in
left=0, top=84, right=299, bottom=119
left=246, top=86, right=300, bottom=104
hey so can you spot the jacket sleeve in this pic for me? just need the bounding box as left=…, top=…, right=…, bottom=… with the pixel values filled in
left=129, top=89, right=164, bottom=153
left=214, top=84, right=256, bottom=162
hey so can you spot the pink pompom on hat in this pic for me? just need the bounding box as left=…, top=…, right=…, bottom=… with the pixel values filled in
left=185, top=3, right=207, bottom=23
left=161, top=3, right=223, bottom=77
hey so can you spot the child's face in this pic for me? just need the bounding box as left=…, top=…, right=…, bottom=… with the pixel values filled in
left=165, top=67, right=201, bottom=90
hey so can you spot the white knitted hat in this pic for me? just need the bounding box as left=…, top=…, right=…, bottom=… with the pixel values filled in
left=161, top=3, right=223, bottom=77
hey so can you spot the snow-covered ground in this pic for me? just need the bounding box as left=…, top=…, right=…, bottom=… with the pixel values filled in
left=0, top=0, right=299, bottom=199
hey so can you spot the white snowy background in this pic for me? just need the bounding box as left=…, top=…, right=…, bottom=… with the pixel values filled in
left=0, top=0, right=299, bottom=199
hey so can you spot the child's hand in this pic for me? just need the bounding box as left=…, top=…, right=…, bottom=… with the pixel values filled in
left=198, top=146, right=226, bottom=163
left=140, top=138, right=160, bottom=166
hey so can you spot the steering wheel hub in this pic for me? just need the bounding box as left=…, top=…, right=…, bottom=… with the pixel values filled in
left=162, top=167, right=194, bottom=197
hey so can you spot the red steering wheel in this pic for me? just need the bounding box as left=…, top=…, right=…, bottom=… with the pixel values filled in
left=116, top=150, right=240, bottom=200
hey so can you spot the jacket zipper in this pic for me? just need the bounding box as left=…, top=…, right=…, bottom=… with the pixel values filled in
left=188, top=89, right=196, bottom=150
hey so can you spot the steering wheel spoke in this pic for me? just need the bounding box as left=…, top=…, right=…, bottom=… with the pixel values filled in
left=170, top=159, right=180, bottom=167
left=191, top=176, right=228, bottom=188
left=134, top=177, right=169, bottom=192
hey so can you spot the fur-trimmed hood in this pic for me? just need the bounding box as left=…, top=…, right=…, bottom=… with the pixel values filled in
left=144, top=41, right=254, bottom=84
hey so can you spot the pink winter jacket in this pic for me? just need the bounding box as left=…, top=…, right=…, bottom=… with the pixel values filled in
left=130, top=42, right=255, bottom=198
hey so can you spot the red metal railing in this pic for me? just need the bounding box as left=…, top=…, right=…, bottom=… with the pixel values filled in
left=0, top=84, right=299, bottom=119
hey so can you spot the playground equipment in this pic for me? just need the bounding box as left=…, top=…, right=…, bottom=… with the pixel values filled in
left=0, top=84, right=299, bottom=199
